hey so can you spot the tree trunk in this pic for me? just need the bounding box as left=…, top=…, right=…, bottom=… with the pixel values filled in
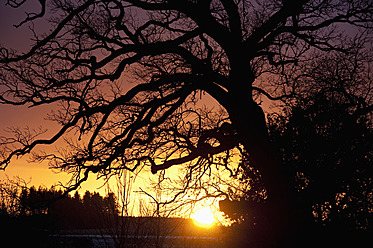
left=224, top=93, right=296, bottom=247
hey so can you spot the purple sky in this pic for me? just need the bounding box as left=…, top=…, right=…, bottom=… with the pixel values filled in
left=0, top=1, right=37, bottom=49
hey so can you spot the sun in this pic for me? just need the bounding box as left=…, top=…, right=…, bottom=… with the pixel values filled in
left=191, top=206, right=215, bottom=228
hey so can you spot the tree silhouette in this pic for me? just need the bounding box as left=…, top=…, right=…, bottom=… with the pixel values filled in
left=268, top=94, right=373, bottom=245
left=1, top=1, right=372, bottom=246
left=273, top=54, right=373, bottom=225
left=218, top=49, right=373, bottom=246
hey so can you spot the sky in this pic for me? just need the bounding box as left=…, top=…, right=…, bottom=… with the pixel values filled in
left=0, top=1, right=224, bottom=199
left=0, top=1, right=261, bottom=225
left=0, top=1, right=118, bottom=193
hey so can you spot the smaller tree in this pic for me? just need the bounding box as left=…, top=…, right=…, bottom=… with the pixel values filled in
left=269, top=91, right=373, bottom=229
left=0, top=177, right=27, bottom=216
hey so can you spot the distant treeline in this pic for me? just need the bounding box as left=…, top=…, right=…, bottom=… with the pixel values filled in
left=0, top=182, right=118, bottom=229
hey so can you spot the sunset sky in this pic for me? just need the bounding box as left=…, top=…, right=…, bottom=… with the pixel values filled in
left=0, top=1, right=224, bottom=204
left=0, top=1, right=118, bottom=192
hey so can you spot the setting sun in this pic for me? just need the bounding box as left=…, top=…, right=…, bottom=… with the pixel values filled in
left=191, top=207, right=215, bottom=228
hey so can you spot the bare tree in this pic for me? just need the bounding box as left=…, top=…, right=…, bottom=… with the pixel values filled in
left=0, top=176, right=30, bottom=216
left=96, top=171, right=199, bottom=248
left=1, top=0, right=372, bottom=246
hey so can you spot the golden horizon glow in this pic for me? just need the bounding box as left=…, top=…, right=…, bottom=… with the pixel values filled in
left=191, top=206, right=215, bottom=228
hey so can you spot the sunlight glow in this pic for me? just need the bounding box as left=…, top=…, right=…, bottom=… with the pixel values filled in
left=191, top=206, right=215, bottom=228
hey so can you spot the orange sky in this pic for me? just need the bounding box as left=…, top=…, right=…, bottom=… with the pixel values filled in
left=0, top=1, right=274, bottom=197
left=0, top=3, right=274, bottom=226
